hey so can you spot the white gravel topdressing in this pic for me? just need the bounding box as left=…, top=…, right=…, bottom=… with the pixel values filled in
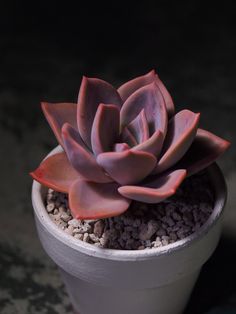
left=46, top=172, right=214, bottom=250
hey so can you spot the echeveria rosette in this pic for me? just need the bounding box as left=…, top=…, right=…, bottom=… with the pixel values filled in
left=30, top=70, right=230, bottom=219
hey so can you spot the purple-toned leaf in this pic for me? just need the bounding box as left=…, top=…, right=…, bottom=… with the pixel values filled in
left=120, top=82, right=168, bottom=136
left=91, top=104, right=120, bottom=156
left=173, top=128, right=231, bottom=176
left=117, top=70, right=156, bottom=102
left=132, top=130, right=164, bottom=158
left=153, top=110, right=200, bottom=174
left=62, top=124, right=112, bottom=183
left=77, top=76, right=122, bottom=148
left=30, top=152, right=79, bottom=193
left=62, top=122, right=89, bottom=151
left=128, top=109, right=149, bottom=143
left=113, top=143, right=130, bottom=152
left=118, top=169, right=186, bottom=203
left=120, top=127, right=137, bottom=147
left=69, top=180, right=131, bottom=219
left=97, top=150, right=157, bottom=185
left=155, top=74, right=175, bottom=117
left=41, top=102, right=77, bottom=147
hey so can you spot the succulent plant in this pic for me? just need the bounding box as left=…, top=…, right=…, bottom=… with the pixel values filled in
left=30, top=70, right=230, bottom=219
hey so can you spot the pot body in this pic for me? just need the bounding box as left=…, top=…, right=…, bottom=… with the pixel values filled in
left=59, top=268, right=200, bottom=314
left=32, top=148, right=227, bottom=314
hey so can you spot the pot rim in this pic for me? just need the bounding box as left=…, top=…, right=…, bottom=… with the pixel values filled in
left=32, top=146, right=227, bottom=262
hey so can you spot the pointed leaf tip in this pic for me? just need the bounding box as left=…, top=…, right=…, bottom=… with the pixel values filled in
left=153, top=110, right=200, bottom=174
left=30, top=152, right=79, bottom=193
left=128, top=109, right=149, bottom=144
left=155, top=74, right=175, bottom=117
left=118, top=169, right=186, bottom=203
left=41, top=102, right=77, bottom=147
left=77, top=76, right=122, bottom=148
left=120, top=82, right=168, bottom=136
left=173, top=128, right=231, bottom=176
left=91, top=103, right=120, bottom=156
left=118, top=70, right=156, bottom=102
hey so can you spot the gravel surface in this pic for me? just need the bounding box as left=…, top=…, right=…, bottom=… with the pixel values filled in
left=46, top=172, right=214, bottom=250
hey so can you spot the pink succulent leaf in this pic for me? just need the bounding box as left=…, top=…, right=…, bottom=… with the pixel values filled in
left=91, top=104, right=120, bottom=156
left=120, top=82, right=168, bottom=137
left=62, top=122, right=90, bottom=151
left=41, top=102, right=77, bottom=147
left=30, top=152, right=79, bottom=193
left=172, top=128, right=231, bottom=176
left=62, top=123, right=113, bottom=183
left=77, top=76, right=122, bottom=148
left=120, top=127, right=137, bottom=147
left=97, top=150, right=157, bottom=185
left=113, top=143, right=130, bottom=152
left=132, top=130, right=164, bottom=158
left=69, top=180, right=131, bottom=219
left=118, top=169, right=186, bottom=203
left=153, top=110, right=200, bottom=174
left=155, top=74, right=175, bottom=117
left=128, top=109, right=149, bottom=143
left=117, top=70, right=156, bottom=102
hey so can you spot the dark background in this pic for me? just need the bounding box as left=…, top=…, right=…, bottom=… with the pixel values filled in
left=0, top=1, right=235, bottom=313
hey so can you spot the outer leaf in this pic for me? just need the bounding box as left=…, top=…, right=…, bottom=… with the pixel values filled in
left=120, top=82, right=168, bottom=136
left=77, top=76, right=122, bottom=148
left=118, top=169, right=186, bottom=203
left=69, top=180, right=131, bottom=219
left=30, top=152, right=79, bottom=193
left=128, top=109, right=149, bottom=143
left=155, top=74, right=175, bottom=116
left=117, top=70, right=156, bottom=102
left=41, top=102, right=77, bottom=147
left=62, top=124, right=112, bottom=183
left=91, top=104, right=120, bottom=156
left=153, top=110, right=200, bottom=174
left=97, top=150, right=157, bottom=185
left=173, top=128, right=231, bottom=176
left=132, top=130, right=164, bottom=158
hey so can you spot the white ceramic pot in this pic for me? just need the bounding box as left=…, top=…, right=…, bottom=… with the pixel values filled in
left=32, top=147, right=227, bottom=314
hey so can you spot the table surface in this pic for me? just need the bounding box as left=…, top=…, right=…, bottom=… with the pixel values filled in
left=0, top=2, right=236, bottom=314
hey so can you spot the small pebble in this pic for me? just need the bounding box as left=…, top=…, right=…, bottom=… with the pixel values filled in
left=172, top=212, right=182, bottom=221
left=89, top=234, right=100, bottom=243
left=58, top=206, right=66, bottom=214
left=72, top=228, right=80, bottom=234
left=153, top=241, right=162, bottom=248
left=64, top=228, right=73, bottom=236
left=156, top=229, right=166, bottom=237
left=46, top=172, right=214, bottom=250
left=169, top=232, right=177, bottom=241
left=46, top=203, right=55, bottom=212
left=138, top=246, right=145, bottom=250
left=83, top=233, right=90, bottom=243
left=61, top=213, right=71, bottom=222
left=74, top=234, right=83, bottom=240
left=162, top=239, right=169, bottom=246
left=68, top=219, right=80, bottom=228
left=94, top=221, right=105, bottom=237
